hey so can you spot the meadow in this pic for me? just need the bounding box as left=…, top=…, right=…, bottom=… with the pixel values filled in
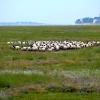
left=0, top=25, right=100, bottom=99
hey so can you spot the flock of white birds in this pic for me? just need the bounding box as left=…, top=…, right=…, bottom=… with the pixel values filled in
left=7, top=40, right=100, bottom=52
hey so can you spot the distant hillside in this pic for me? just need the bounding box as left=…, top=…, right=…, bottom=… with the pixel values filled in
left=0, top=22, right=45, bottom=26
left=75, top=14, right=100, bottom=24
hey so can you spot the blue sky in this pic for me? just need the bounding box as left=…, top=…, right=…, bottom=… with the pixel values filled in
left=0, top=0, right=100, bottom=24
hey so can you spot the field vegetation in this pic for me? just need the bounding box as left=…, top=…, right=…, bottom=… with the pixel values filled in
left=0, top=25, right=100, bottom=99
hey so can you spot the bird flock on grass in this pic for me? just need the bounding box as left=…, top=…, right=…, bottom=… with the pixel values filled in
left=7, top=40, right=100, bottom=52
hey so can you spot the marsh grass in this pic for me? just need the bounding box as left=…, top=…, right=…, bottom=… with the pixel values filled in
left=8, top=93, right=100, bottom=100
left=0, top=25, right=100, bottom=99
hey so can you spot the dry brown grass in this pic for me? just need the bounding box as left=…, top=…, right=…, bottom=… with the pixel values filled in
left=3, top=60, right=33, bottom=69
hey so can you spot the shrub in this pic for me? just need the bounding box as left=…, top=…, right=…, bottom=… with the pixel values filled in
left=61, top=85, right=77, bottom=92
left=0, top=80, right=10, bottom=88
left=78, top=87, right=98, bottom=94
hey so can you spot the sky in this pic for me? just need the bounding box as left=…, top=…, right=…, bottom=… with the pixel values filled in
left=0, top=0, right=100, bottom=25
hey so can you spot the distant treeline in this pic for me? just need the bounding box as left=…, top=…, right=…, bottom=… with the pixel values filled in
left=75, top=15, right=100, bottom=24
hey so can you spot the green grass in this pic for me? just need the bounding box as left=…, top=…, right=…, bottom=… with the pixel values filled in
left=8, top=93, right=100, bottom=100
left=0, top=25, right=100, bottom=99
left=0, top=25, right=100, bottom=42
left=1, top=92, right=100, bottom=100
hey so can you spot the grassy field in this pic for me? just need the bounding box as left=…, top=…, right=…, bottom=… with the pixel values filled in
left=0, top=25, right=100, bottom=99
